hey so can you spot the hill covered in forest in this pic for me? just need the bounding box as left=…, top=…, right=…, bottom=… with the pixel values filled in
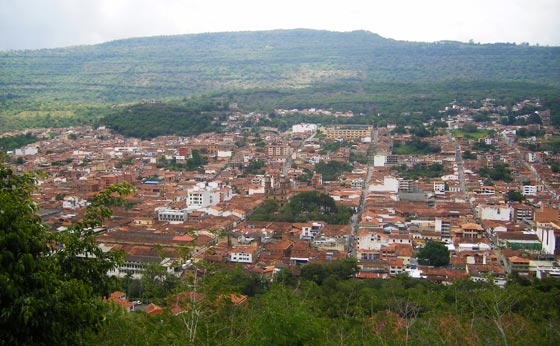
left=1, top=29, right=559, bottom=104
left=1, top=29, right=560, bottom=133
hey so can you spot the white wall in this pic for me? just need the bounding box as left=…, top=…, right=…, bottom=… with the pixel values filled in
left=478, top=205, right=513, bottom=221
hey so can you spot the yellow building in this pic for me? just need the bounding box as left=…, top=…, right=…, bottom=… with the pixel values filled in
left=324, top=125, right=373, bottom=140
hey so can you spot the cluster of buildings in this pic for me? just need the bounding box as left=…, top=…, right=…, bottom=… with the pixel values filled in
left=3, top=97, right=559, bottom=284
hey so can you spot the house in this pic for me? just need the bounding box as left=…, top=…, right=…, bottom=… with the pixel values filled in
left=454, top=223, right=485, bottom=239
left=229, top=245, right=258, bottom=264
left=144, top=303, right=164, bottom=316
left=507, top=256, right=530, bottom=275
left=107, top=291, right=134, bottom=312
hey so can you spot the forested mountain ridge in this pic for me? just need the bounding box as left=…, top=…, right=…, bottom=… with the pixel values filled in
left=1, top=29, right=559, bottom=104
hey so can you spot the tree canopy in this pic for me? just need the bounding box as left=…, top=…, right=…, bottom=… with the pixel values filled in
left=314, top=160, right=353, bottom=181
left=416, top=241, right=450, bottom=267
left=250, top=191, right=353, bottom=224
left=100, top=102, right=223, bottom=139
left=0, top=160, right=133, bottom=345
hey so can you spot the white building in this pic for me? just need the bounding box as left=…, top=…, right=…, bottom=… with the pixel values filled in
left=373, top=155, right=386, bottom=167
left=157, top=208, right=189, bottom=222
left=433, top=181, right=446, bottom=194
left=14, top=146, right=38, bottom=156
left=441, top=174, right=459, bottom=181
left=300, top=222, right=324, bottom=240
left=478, top=204, right=514, bottom=221
left=369, top=176, right=399, bottom=193
left=229, top=246, right=258, bottom=264
left=62, top=196, right=88, bottom=210
left=292, top=123, right=318, bottom=134
left=217, top=150, right=232, bottom=158
left=357, top=230, right=412, bottom=252
left=186, top=182, right=232, bottom=210
left=536, top=222, right=560, bottom=255
left=351, top=179, right=364, bottom=188
left=522, top=185, right=538, bottom=196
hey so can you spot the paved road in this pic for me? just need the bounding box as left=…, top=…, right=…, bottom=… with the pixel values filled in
left=447, top=129, right=468, bottom=202
left=348, top=128, right=378, bottom=258
left=282, top=131, right=316, bottom=176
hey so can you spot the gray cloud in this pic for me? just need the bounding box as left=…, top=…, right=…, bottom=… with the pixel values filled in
left=1, top=0, right=559, bottom=51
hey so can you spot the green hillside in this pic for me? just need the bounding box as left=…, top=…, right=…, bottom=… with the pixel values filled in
left=1, top=29, right=560, bottom=132
left=1, top=29, right=559, bottom=103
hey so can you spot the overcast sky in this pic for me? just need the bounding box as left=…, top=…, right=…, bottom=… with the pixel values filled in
left=1, top=0, right=559, bottom=50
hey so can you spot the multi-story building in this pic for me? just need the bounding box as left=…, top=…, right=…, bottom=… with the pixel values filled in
left=433, top=181, right=446, bottom=194
left=186, top=181, right=232, bottom=210
left=513, top=204, right=535, bottom=222
left=229, top=246, right=258, bottom=264
left=300, top=222, right=325, bottom=240
left=522, top=185, right=538, bottom=196
left=157, top=208, right=189, bottom=222
left=357, top=229, right=413, bottom=252
left=266, top=145, right=291, bottom=157
left=455, top=223, right=485, bottom=239
left=324, top=125, right=373, bottom=141
left=435, top=217, right=452, bottom=242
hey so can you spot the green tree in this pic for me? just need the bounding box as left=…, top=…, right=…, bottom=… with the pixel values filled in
left=245, top=285, right=323, bottom=346
left=479, top=163, right=513, bottom=182
left=0, top=161, right=133, bottom=345
left=417, top=241, right=450, bottom=267
left=506, top=190, right=525, bottom=202
left=527, top=113, right=543, bottom=125
left=314, top=160, right=353, bottom=181
left=141, top=262, right=180, bottom=303
left=249, top=199, right=280, bottom=221
left=300, top=259, right=358, bottom=285
left=462, top=150, right=477, bottom=159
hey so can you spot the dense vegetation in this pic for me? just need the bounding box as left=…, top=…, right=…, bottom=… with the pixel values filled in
left=472, top=141, right=497, bottom=152
left=100, top=102, right=224, bottom=139
left=479, top=163, right=514, bottom=183
left=395, top=163, right=445, bottom=180
left=0, top=132, right=38, bottom=151
left=314, top=160, right=353, bottom=181
left=250, top=191, right=353, bottom=224
left=2, top=30, right=559, bottom=104
left=242, top=159, right=266, bottom=176
left=416, top=241, right=450, bottom=267
left=0, top=160, right=134, bottom=345
left=85, top=264, right=560, bottom=346
left=157, top=149, right=208, bottom=171
left=393, top=138, right=441, bottom=155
